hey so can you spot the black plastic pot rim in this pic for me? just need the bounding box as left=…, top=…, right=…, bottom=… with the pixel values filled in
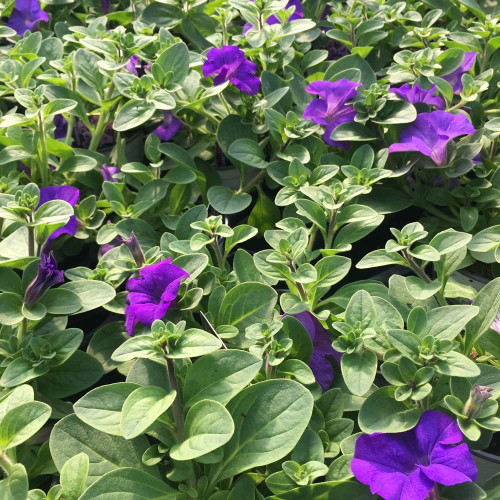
left=472, top=449, right=500, bottom=464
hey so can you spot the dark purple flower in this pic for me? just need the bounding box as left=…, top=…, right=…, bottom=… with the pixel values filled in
left=125, top=258, right=189, bottom=335
left=53, top=115, right=68, bottom=140
left=125, top=55, right=140, bottom=75
left=100, top=163, right=120, bottom=183
left=292, top=311, right=342, bottom=392
left=303, top=79, right=361, bottom=149
left=442, top=52, right=477, bottom=94
left=243, top=0, right=303, bottom=34
left=7, top=0, right=49, bottom=37
left=24, top=251, right=64, bottom=305
left=389, top=83, right=444, bottom=110
left=351, top=410, right=477, bottom=500
left=153, top=111, right=181, bottom=142
left=101, top=0, right=110, bottom=14
left=122, top=231, right=145, bottom=267
left=202, top=46, right=260, bottom=95
left=37, top=186, right=79, bottom=245
left=388, top=111, right=475, bottom=166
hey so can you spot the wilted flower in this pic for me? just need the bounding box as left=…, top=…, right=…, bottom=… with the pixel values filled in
left=125, top=258, right=189, bottom=335
left=54, top=115, right=68, bottom=140
left=463, top=385, right=494, bottom=420
left=293, top=311, right=342, bottom=392
left=100, top=164, right=120, bottom=183
left=153, top=111, right=181, bottom=142
left=7, top=0, right=49, bottom=37
left=24, top=251, right=64, bottom=305
left=303, top=79, right=361, bottom=149
left=389, top=83, right=444, bottom=110
left=202, top=46, right=260, bottom=95
left=243, top=0, right=303, bottom=34
left=442, top=52, right=477, bottom=94
left=38, top=186, right=79, bottom=246
left=388, top=111, right=475, bottom=166
left=122, top=232, right=145, bottom=267
left=351, top=410, right=477, bottom=500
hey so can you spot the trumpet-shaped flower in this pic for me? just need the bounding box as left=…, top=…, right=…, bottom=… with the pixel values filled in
left=125, top=258, right=189, bottom=335
left=388, top=111, right=475, bottom=166
left=293, top=311, right=342, bottom=392
left=389, top=83, right=444, bottom=110
left=153, top=111, right=181, bottom=142
left=442, top=52, right=477, bottom=94
left=351, top=410, right=477, bottom=500
left=100, top=164, right=120, bottom=183
left=7, top=0, right=49, bottom=37
left=202, top=46, right=260, bottom=95
left=24, top=251, right=64, bottom=305
left=303, top=79, right=361, bottom=148
left=38, top=185, right=79, bottom=244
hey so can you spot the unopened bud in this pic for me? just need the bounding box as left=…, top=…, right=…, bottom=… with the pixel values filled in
left=463, top=385, right=493, bottom=419
left=122, top=231, right=145, bottom=267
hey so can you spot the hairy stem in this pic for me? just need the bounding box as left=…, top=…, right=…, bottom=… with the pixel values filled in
left=89, top=82, right=116, bottom=152
left=0, top=451, right=13, bottom=476
left=37, top=115, right=49, bottom=187
left=17, top=319, right=27, bottom=345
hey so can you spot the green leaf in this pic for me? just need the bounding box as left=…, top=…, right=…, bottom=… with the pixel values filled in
left=170, top=400, right=234, bottom=460
left=387, top=329, right=420, bottom=360
left=50, top=415, right=156, bottom=485
left=73, top=383, right=140, bottom=436
left=225, top=225, right=258, bottom=254
left=60, top=453, right=89, bottom=500
left=112, top=335, right=164, bottom=363
left=312, top=256, right=351, bottom=288
left=142, top=2, right=185, bottom=27
left=425, top=305, right=479, bottom=340
left=266, top=481, right=373, bottom=500
left=469, top=225, right=500, bottom=253
left=228, top=139, right=268, bottom=169
left=341, top=351, right=377, bottom=396
left=78, top=468, right=177, bottom=499
left=434, top=351, right=480, bottom=377
left=86, top=322, right=129, bottom=374
left=121, top=386, right=176, bottom=439
left=278, top=359, right=315, bottom=385
left=345, top=290, right=376, bottom=329
left=168, top=329, right=222, bottom=358
left=330, top=122, right=377, bottom=141
left=208, top=379, right=313, bottom=482
left=39, top=288, right=82, bottom=315
left=73, top=49, right=107, bottom=96
left=0, top=464, right=28, bottom=500
left=356, top=249, right=408, bottom=269
left=0, top=292, right=24, bottom=326
left=114, top=100, right=156, bottom=132
left=207, top=186, right=252, bottom=215
left=158, top=142, right=197, bottom=171
left=358, top=386, right=421, bottom=433
left=0, top=357, right=48, bottom=388
left=183, top=349, right=262, bottom=408
left=218, top=282, right=278, bottom=346
left=156, top=42, right=189, bottom=85
left=60, top=280, right=115, bottom=313
left=0, top=402, right=51, bottom=450
left=404, top=277, right=441, bottom=300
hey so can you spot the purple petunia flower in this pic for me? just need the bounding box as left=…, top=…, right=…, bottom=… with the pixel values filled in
left=24, top=251, right=64, bottom=305
left=100, top=163, right=120, bottom=183
left=491, top=309, right=500, bottom=334
left=243, top=0, right=303, bottom=34
left=153, top=111, right=181, bottom=142
left=7, top=0, right=49, bottom=37
left=388, top=111, right=475, bottom=166
left=54, top=115, right=68, bottom=140
left=351, top=410, right=477, bottom=500
left=37, top=186, right=79, bottom=246
left=124, top=258, right=189, bottom=335
left=442, top=52, right=477, bottom=94
left=389, top=83, right=444, bottom=110
left=124, top=56, right=151, bottom=77
left=303, top=79, right=362, bottom=149
left=292, top=311, right=342, bottom=392
left=202, top=46, right=260, bottom=95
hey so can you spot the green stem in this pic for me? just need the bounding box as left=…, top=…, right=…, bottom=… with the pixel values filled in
left=89, top=82, right=116, bottom=152
left=307, top=226, right=318, bottom=252
left=325, top=210, right=337, bottom=249
left=27, top=223, right=35, bottom=257
left=211, top=239, right=225, bottom=269
left=447, top=100, right=466, bottom=112
left=164, top=355, right=196, bottom=489
left=489, top=138, right=497, bottom=161
left=37, top=115, right=49, bottom=188
left=65, top=114, right=75, bottom=146
left=17, top=319, right=27, bottom=346
left=219, top=93, right=231, bottom=115
left=196, top=107, right=219, bottom=127
left=0, top=451, right=13, bottom=476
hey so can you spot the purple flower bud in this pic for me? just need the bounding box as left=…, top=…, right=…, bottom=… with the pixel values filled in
left=7, top=0, right=49, bottom=37
left=202, top=45, right=260, bottom=95
left=100, top=164, right=120, bottom=183
left=153, top=111, right=181, bottom=142
left=24, top=252, right=64, bottom=305
left=122, top=231, right=145, bottom=267
left=464, top=385, right=494, bottom=419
